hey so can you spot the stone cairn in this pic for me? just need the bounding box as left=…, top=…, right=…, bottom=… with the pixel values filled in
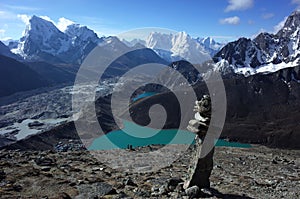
left=184, top=95, right=215, bottom=190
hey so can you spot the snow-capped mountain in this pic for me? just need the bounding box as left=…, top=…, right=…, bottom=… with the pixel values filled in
left=214, top=11, right=300, bottom=77
left=122, top=32, right=224, bottom=64
left=198, top=37, right=224, bottom=56
left=8, top=15, right=225, bottom=66
left=11, top=15, right=71, bottom=61
left=65, top=24, right=100, bottom=44
left=10, top=16, right=103, bottom=64
left=62, top=24, right=104, bottom=63
left=121, top=38, right=146, bottom=47
left=146, top=32, right=212, bottom=64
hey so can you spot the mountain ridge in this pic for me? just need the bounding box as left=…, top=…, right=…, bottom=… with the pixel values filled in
left=213, top=10, right=300, bottom=77
left=122, top=32, right=224, bottom=63
left=3, top=15, right=225, bottom=66
left=2, top=11, right=300, bottom=79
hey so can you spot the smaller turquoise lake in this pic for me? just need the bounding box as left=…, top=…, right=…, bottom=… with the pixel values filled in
left=132, top=92, right=157, bottom=102
left=88, top=120, right=251, bottom=150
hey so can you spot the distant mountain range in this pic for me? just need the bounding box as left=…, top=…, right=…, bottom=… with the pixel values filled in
left=2, top=12, right=300, bottom=77
left=2, top=15, right=224, bottom=65
left=123, top=32, right=224, bottom=63
left=1, top=11, right=300, bottom=97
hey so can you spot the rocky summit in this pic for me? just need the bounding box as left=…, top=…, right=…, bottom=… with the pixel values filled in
left=0, top=145, right=299, bottom=199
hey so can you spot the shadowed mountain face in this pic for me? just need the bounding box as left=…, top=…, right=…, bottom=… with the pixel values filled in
left=26, top=62, right=76, bottom=84
left=101, top=47, right=168, bottom=79
left=126, top=61, right=300, bottom=149
left=0, top=55, right=48, bottom=97
left=0, top=41, right=16, bottom=58
left=221, top=71, right=299, bottom=149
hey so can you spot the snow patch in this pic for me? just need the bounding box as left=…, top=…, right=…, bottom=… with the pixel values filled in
left=234, top=58, right=300, bottom=76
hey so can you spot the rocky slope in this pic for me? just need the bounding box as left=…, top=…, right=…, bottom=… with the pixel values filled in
left=0, top=145, right=298, bottom=198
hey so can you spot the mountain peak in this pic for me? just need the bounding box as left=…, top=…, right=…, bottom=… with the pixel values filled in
left=291, top=10, right=300, bottom=16
left=199, top=37, right=224, bottom=56
left=10, top=15, right=106, bottom=64
left=276, top=10, right=300, bottom=38
left=24, top=15, right=62, bottom=37
left=65, top=24, right=100, bottom=43
left=31, top=15, right=42, bottom=21
left=177, top=31, right=189, bottom=38
left=29, top=15, right=56, bottom=28
left=284, top=10, right=300, bottom=27
left=200, top=37, right=216, bottom=46
left=103, top=36, right=128, bottom=49
left=11, top=15, right=71, bottom=61
left=146, top=32, right=173, bottom=50
left=65, top=23, right=89, bottom=32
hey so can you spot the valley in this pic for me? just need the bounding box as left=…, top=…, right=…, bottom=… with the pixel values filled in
left=0, top=6, right=300, bottom=198
left=1, top=12, right=300, bottom=150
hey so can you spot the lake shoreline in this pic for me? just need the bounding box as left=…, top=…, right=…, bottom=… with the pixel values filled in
left=89, top=120, right=252, bottom=150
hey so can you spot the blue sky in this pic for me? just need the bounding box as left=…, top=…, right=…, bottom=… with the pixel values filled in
left=0, top=0, right=299, bottom=42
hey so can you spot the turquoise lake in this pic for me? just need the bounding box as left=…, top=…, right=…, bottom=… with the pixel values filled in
left=132, top=92, right=157, bottom=102
left=88, top=120, right=252, bottom=150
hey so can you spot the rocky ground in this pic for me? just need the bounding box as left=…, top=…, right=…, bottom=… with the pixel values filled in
left=0, top=145, right=299, bottom=199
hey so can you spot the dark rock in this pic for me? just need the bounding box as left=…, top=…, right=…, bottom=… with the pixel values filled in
left=77, top=182, right=115, bottom=197
left=168, top=177, right=184, bottom=187
left=135, top=190, right=150, bottom=197
left=0, top=169, right=6, bottom=180
left=107, top=188, right=117, bottom=195
left=124, top=177, right=137, bottom=187
left=56, top=192, right=72, bottom=199
left=12, top=184, right=23, bottom=192
left=167, top=177, right=184, bottom=191
left=185, top=185, right=199, bottom=198
left=28, top=121, right=44, bottom=128
left=34, top=156, right=56, bottom=166
left=40, top=166, right=51, bottom=172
